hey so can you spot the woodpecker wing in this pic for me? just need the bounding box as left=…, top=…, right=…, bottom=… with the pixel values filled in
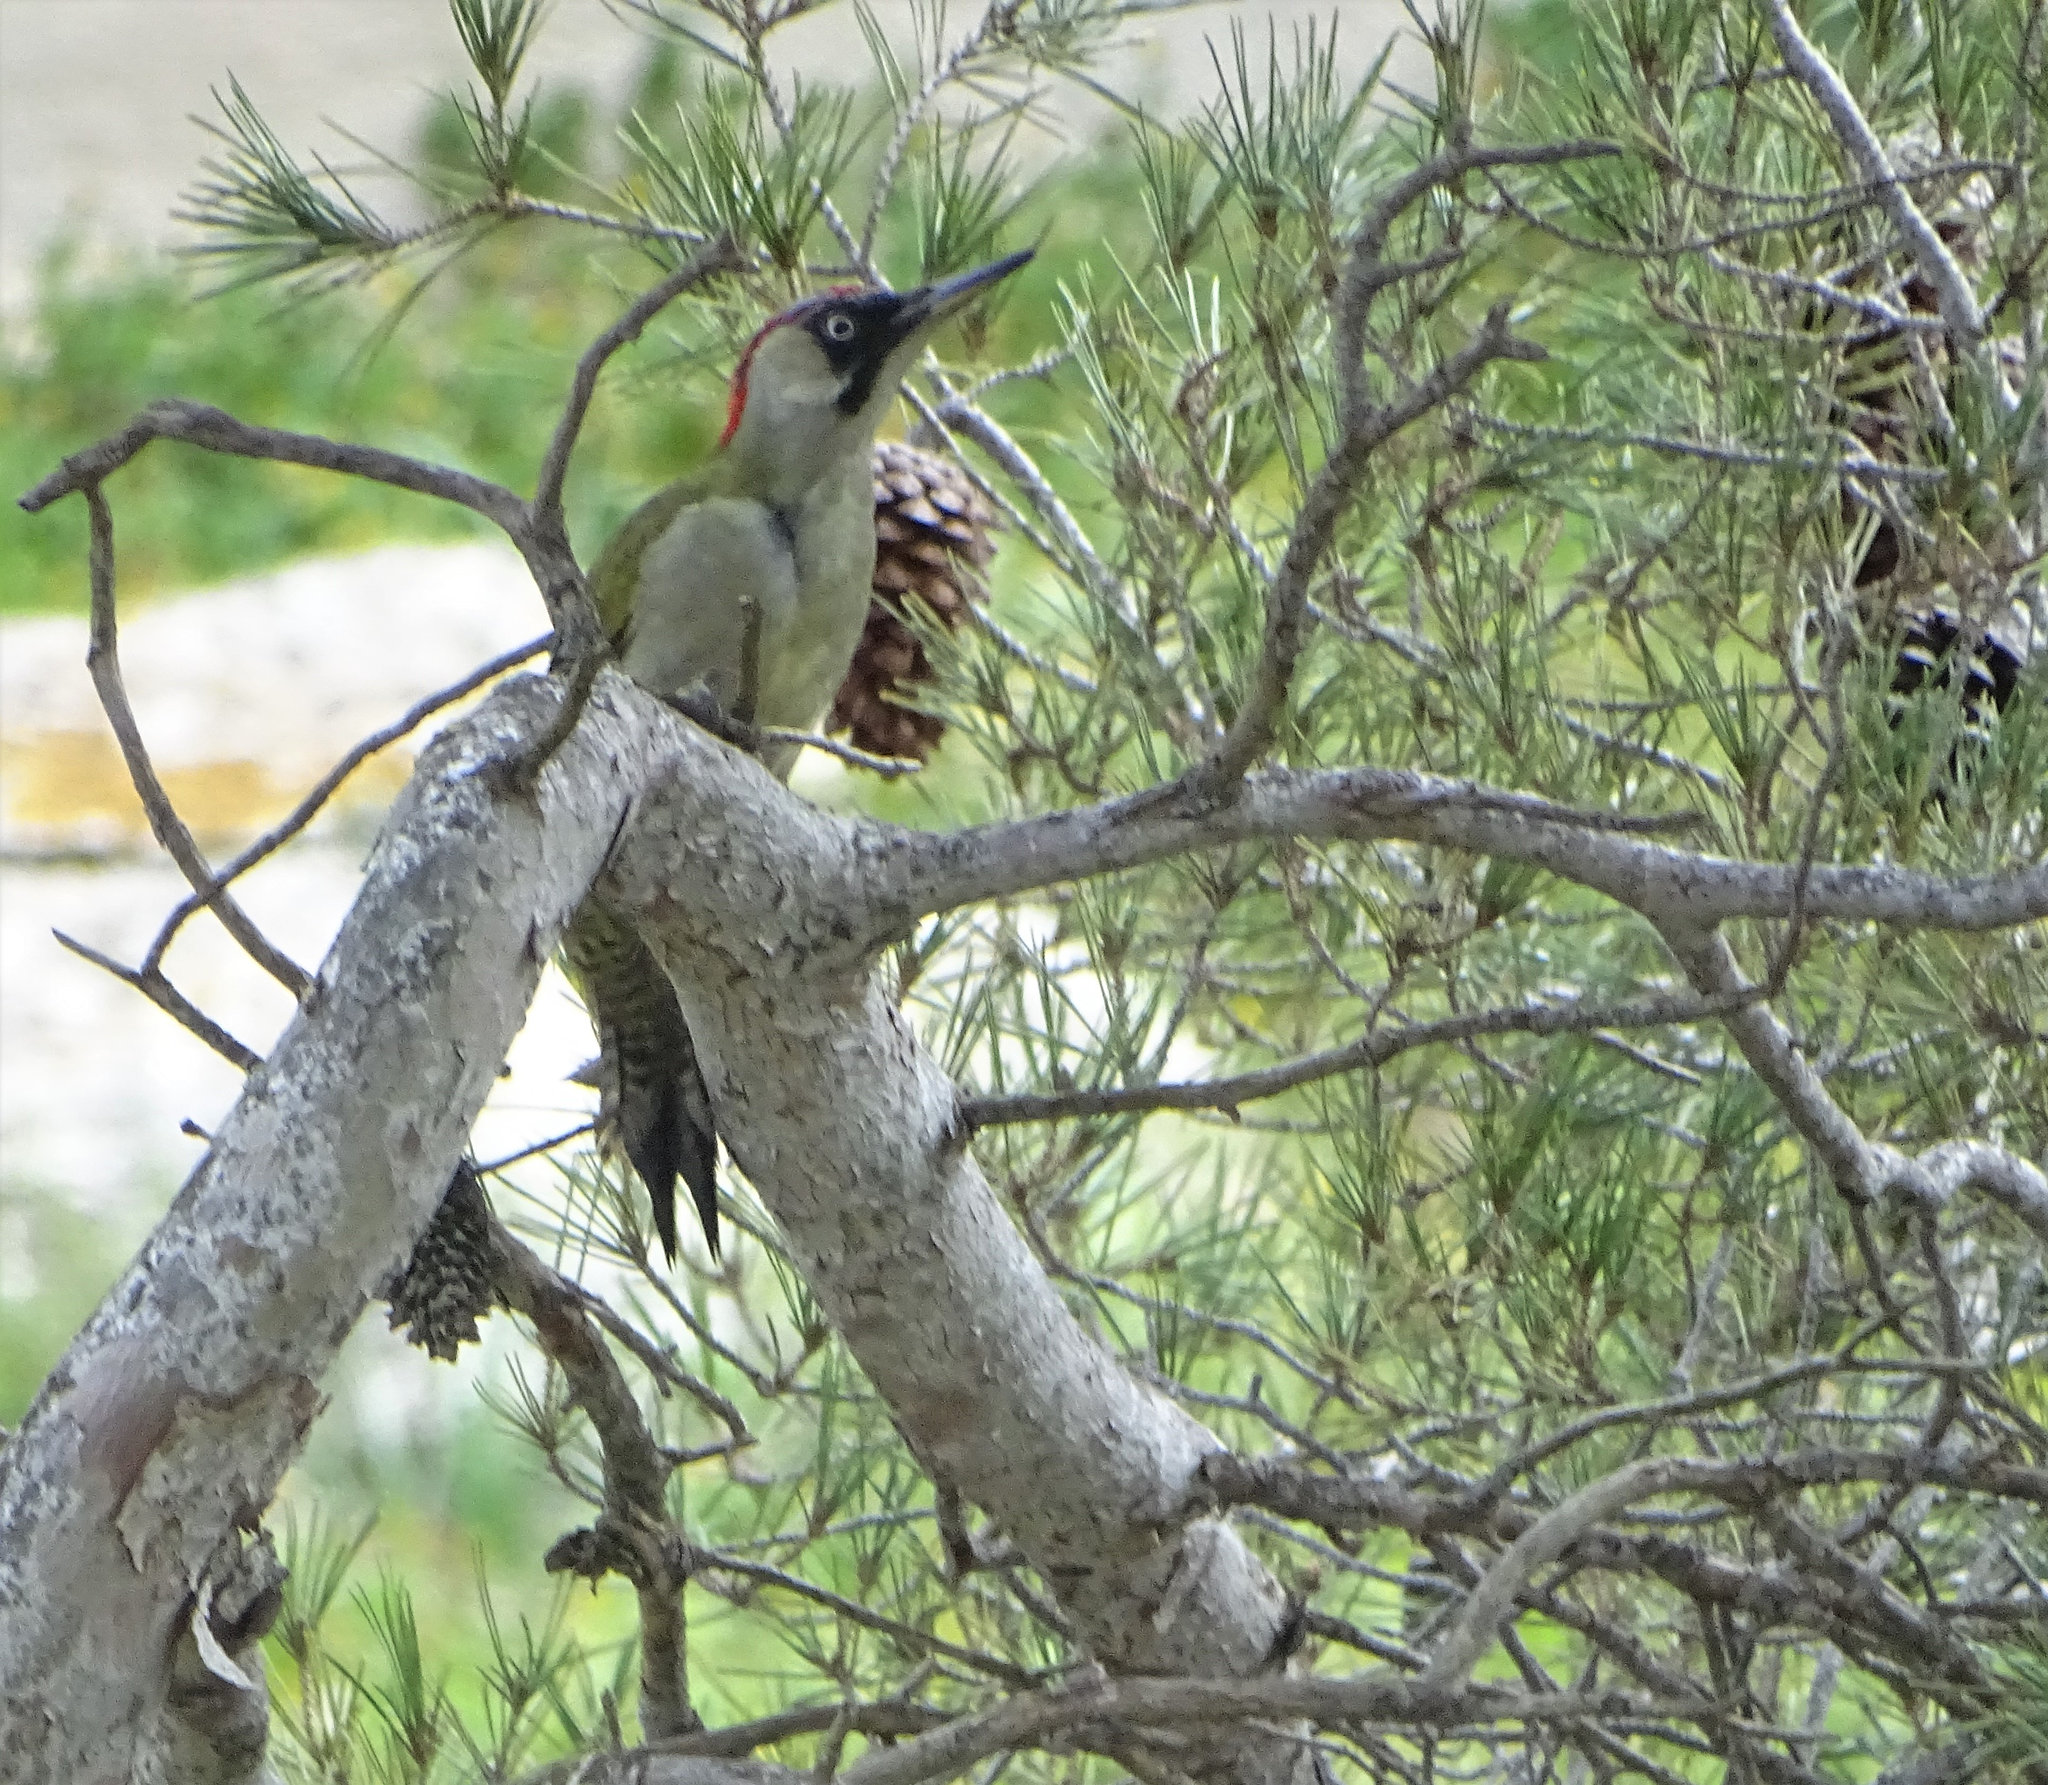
left=597, top=484, right=801, bottom=725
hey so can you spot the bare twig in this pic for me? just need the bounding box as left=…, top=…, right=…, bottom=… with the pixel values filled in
left=1467, top=410, right=1951, bottom=484
left=493, top=1227, right=699, bottom=1740
left=79, top=487, right=309, bottom=998
left=1419, top=1448, right=2038, bottom=1692
left=1203, top=303, right=1546, bottom=792
left=1333, top=139, right=1621, bottom=394
left=1188, top=140, right=1619, bottom=796
left=760, top=725, right=924, bottom=776
left=51, top=929, right=262, bottom=1071
left=918, top=385, right=1120, bottom=606
left=684, top=1551, right=1038, bottom=1686
left=532, top=236, right=740, bottom=532
left=857, top=6, right=1008, bottom=266
left=141, top=636, right=551, bottom=980
left=566, top=1281, right=754, bottom=1447
left=505, top=645, right=606, bottom=793
left=963, top=985, right=1750, bottom=1127
left=20, top=400, right=526, bottom=532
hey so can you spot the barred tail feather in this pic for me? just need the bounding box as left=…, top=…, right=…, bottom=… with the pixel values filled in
left=565, top=906, right=721, bottom=1261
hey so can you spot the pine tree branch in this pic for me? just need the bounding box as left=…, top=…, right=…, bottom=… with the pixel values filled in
left=494, top=1226, right=700, bottom=1741
left=1756, top=0, right=1985, bottom=351
left=857, top=768, right=2048, bottom=946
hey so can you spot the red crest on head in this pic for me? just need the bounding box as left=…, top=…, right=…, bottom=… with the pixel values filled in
left=718, top=285, right=874, bottom=449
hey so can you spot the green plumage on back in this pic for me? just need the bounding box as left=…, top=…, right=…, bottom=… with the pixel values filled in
left=590, top=468, right=723, bottom=644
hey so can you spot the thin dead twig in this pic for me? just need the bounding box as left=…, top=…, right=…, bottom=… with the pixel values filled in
left=20, top=400, right=527, bottom=531
left=682, top=1549, right=1039, bottom=1686
left=80, top=486, right=309, bottom=998
left=141, top=635, right=551, bottom=980
left=493, top=1225, right=700, bottom=1740
left=1203, top=303, right=1546, bottom=793
left=759, top=725, right=924, bottom=777
left=569, top=1281, right=753, bottom=1448
left=962, top=986, right=1750, bottom=1127
left=50, top=929, right=262, bottom=1071
left=1189, top=138, right=1617, bottom=796
left=533, top=236, right=741, bottom=536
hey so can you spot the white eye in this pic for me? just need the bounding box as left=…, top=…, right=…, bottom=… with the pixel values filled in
left=823, top=312, right=855, bottom=342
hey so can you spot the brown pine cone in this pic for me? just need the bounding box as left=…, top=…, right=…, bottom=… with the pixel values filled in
left=1819, top=139, right=2035, bottom=737
left=386, top=1160, right=496, bottom=1362
left=829, top=440, right=998, bottom=761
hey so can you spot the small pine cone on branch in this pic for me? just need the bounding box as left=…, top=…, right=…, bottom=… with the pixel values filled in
left=386, top=1159, right=496, bottom=1362
left=1823, top=141, right=2036, bottom=738
left=829, top=440, right=998, bottom=761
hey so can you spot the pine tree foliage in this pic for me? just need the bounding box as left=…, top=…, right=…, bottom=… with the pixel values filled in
left=12, top=0, right=2046, bottom=1781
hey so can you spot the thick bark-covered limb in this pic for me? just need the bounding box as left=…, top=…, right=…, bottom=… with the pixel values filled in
left=592, top=679, right=1310, bottom=1785
left=3, top=669, right=1297, bottom=1779
left=0, top=675, right=638, bottom=1778
left=1909, top=1141, right=2048, bottom=1243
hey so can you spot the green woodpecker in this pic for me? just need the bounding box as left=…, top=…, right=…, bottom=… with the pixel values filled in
left=565, top=248, right=1032, bottom=1263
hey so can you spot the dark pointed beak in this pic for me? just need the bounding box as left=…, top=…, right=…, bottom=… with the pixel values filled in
left=891, top=248, right=1034, bottom=342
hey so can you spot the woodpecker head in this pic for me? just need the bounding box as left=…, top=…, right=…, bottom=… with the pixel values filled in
left=717, top=249, right=1033, bottom=487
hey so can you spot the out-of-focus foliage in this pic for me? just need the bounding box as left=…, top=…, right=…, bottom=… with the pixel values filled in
left=0, top=30, right=1116, bottom=617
